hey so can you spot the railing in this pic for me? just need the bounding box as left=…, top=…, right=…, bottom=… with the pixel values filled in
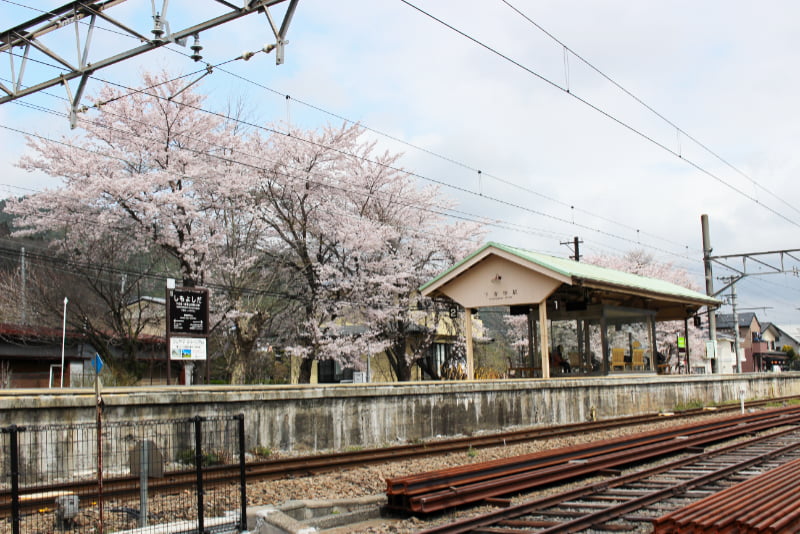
left=0, top=415, right=247, bottom=534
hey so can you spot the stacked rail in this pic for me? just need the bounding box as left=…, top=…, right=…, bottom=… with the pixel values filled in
left=416, top=425, right=800, bottom=533
left=653, top=456, right=800, bottom=533
left=386, top=406, right=800, bottom=514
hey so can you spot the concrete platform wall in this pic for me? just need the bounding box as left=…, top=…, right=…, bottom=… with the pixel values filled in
left=1, top=373, right=798, bottom=453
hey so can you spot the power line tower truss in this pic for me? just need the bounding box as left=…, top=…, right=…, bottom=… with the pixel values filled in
left=708, top=249, right=800, bottom=298
left=0, top=0, right=298, bottom=125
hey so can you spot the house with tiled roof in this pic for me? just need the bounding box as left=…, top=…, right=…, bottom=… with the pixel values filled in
left=761, top=322, right=800, bottom=353
left=0, top=323, right=95, bottom=388
left=717, top=313, right=787, bottom=372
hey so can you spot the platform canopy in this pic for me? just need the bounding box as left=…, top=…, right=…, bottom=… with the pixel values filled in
left=420, top=242, right=720, bottom=379
left=421, top=242, right=718, bottom=319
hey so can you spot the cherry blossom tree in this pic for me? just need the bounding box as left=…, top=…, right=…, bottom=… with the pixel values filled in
left=6, top=71, right=273, bottom=382
left=246, top=123, right=482, bottom=382
left=8, top=70, right=484, bottom=384
left=9, top=70, right=234, bottom=287
left=503, top=314, right=530, bottom=365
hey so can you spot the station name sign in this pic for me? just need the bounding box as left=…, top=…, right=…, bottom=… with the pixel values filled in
left=168, top=287, right=209, bottom=335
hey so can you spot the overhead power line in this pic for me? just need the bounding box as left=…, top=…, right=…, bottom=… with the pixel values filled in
left=3, top=75, right=700, bottom=266
left=0, top=6, right=714, bottom=269
left=398, top=0, right=800, bottom=230
left=0, top=0, right=702, bottom=257
left=211, top=64, right=699, bottom=255
left=499, top=0, right=800, bottom=220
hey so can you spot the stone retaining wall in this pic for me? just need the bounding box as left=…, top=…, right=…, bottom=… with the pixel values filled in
left=1, top=373, right=797, bottom=452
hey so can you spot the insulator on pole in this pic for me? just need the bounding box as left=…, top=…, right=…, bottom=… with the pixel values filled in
left=190, top=34, right=203, bottom=62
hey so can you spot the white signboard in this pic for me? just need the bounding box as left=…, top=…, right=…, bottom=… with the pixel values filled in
left=170, top=337, right=207, bottom=360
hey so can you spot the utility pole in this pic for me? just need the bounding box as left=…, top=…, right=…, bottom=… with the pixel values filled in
left=731, top=282, right=742, bottom=374
left=701, top=215, right=718, bottom=372
left=720, top=276, right=743, bottom=374
left=561, top=236, right=583, bottom=261
left=701, top=214, right=800, bottom=372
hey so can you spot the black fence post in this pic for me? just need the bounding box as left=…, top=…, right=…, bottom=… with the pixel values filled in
left=237, top=414, right=247, bottom=531
left=193, top=416, right=205, bottom=534
left=5, top=425, right=21, bottom=534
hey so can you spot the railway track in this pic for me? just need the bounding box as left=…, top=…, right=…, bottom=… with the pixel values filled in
left=0, top=396, right=796, bottom=517
left=387, top=405, right=800, bottom=513
left=415, top=419, right=800, bottom=532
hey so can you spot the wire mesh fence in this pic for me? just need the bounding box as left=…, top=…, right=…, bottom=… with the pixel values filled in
left=0, top=414, right=246, bottom=534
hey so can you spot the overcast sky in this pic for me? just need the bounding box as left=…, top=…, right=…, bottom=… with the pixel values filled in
left=2, top=1, right=800, bottom=325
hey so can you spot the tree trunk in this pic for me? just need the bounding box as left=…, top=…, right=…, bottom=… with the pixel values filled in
left=396, top=358, right=413, bottom=381
left=229, top=358, right=246, bottom=385
left=298, top=358, right=314, bottom=383
left=389, top=340, right=414, bottom=382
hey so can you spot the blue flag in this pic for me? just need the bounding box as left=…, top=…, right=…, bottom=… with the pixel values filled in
left=92, top=353, right=104, bottom=374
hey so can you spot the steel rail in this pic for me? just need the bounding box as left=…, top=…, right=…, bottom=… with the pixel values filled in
left=404, top=410, right=800, bottom=513
left=386, top=406, right=795, bottom=497
left=652, top=455, right=800, bottom=532
left=386, top=405, right=800, bottom=512
left=416, top=426, right=800, bottom=533
left=0, top=400, right=734, bottom=514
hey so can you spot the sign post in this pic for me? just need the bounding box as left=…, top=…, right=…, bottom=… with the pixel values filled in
left=92, top=353, right=104, bottom=534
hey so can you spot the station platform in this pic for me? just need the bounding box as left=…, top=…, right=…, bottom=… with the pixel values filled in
left=0, top=373, right=797, bottom=452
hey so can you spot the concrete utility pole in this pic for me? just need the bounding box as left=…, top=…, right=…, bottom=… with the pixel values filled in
left=701, top=214, right=800, bottom=372
left=701, top=215, right=719, bottom=372
left=722, top=276, right=742, bottom=373
left=20, top=247, right=26, bottom=324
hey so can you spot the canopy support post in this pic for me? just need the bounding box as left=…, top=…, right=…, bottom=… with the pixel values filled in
left=539, top=301, right=550, bottom=379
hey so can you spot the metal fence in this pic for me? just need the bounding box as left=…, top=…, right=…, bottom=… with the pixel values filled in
left=0, top=415, right=247, bottom=534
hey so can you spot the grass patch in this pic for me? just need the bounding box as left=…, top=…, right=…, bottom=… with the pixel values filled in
left=176, top=448, right=227, bottom=467
left=673, top=399, right=705, bottom=411
left=251, top=446, right=272, bottom=458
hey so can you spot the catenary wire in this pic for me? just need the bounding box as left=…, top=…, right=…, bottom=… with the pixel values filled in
left=0, top=66, right=703, bottom=266
left=84, top=72, right=706, bottom=264
left=4, top=2, right=798, bottom=321
left=210, top=65, right=697, bottom=254
left=1, top=1, right=794, bottom=269
left=397, top=0, right=800, bottom=230
left=0, top=113, right=500, bottom=286
left=499, top=0, right=800, bottom=219
left=0, top=3, right=706, bottom=257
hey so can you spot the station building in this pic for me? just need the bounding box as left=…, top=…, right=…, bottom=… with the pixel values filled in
left=420, top=242, right=721, bottom=379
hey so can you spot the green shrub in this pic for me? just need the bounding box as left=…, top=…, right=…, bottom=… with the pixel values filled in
left=176, top=448, right=226, bottom=466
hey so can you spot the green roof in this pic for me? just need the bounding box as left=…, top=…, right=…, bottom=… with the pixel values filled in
left=421, top=242, right=719, bottom=307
